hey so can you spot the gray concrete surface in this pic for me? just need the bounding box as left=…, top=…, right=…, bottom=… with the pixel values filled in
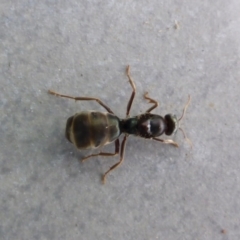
left=1, top=1, right=240, bottom=239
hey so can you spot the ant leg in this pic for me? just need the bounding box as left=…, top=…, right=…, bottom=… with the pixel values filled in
left=126, top=65, right=136, bottom=117
left=81, top=139, right=120, bottom=162
left=102, top=135, right=128, bottom=184
left=48, top=90, right=114, bottom=114
left=152, top=137, right=179, bottom=147
left=144, top=92, right=159, bottom=113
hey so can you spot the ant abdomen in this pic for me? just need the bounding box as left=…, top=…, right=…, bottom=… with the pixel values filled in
left=66, top=111, right=121, bottom=149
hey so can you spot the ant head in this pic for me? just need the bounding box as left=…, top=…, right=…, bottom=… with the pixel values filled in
left=165, top=95, right=192, bottom=147
left=164, top=96, right=192, bottom=145
left=164, top=114, right=178, bottom=135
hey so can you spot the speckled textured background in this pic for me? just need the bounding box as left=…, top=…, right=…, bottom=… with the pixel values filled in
left=1, top=1, right=240, bottom=239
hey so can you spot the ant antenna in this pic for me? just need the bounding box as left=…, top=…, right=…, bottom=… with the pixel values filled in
left=179, top=127, right=192, bottom=148
left=178, top=95, right=192, bottom=148
left=178, top=95, right=191, bottom=122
